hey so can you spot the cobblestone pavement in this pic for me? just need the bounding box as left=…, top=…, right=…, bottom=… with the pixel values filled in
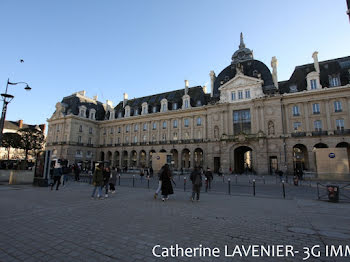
left=0, top=183, right=350, bottom=262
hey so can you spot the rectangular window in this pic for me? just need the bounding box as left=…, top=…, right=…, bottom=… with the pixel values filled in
left=110, top=127, right=113, bottom=134
left=78, top=136, right=82, bottom=143
left=134, top=109, right=138, bottom=116
left=329, top=75, right=340, bottom=87
left=143, top=123, right=147, bottom=131
left=314, top=120, right=322, bottom=131
left=245, top=89, right=250, bottom=99
left=184, top=118, right=189, bottom=127
left=231, top=92, right=236, bottom=101
left=293, top=122, right=302, bottom=132
left=153, top=106, right=157, bottom=113
left=197, top=117, right=202, bottom=126
left=292, top=105, right=300, bottom=116
left=312, top=103, right=320, bottom=114
left=88, top=137, right=92, bottom=144
left=134, top=124, right=138, bottom=132
left=172, top=103, right=178, bottom=110
left=118, top=127, right=121, bottom=133
left=310, top=79, right=317, bottom=90
left=173, top=119, right=178, bottom=128
left=126, top=125, right=129, bottom=132
left=238, top=90, right=243, bottom=99
left=103, top=128, right=106, bottom=135
left=334, top=101, right=342, bottom=112
left=152, top=122, right=157, bottom=130
left=336, top=119, right=345, bottom=130
left=233, top=109, right=251, bottom=134
left=162, top=121, right=167, bottom=129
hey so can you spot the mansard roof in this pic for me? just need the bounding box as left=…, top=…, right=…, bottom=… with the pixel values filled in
left=114, top=86, right=210, bottom=114
left=213, top=59, right=276, bottom=97
left=278, top=56, right=350, bottom=94
left=60, top=94, right=106, bottom=120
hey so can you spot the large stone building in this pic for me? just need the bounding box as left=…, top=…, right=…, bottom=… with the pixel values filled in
left=46, top=34, right=350, bottom=177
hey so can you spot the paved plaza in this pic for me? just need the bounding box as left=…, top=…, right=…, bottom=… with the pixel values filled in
left=0, top=181, right=350, bottom=262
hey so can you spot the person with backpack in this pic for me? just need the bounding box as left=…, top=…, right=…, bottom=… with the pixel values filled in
left=51, top=162, right=63, bottom=190
left=190, top=166, right=203, bottom=202
left=91, top=163, right=104, bottom=199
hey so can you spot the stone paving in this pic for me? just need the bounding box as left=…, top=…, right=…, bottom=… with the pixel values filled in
left=0, top=182, right=350, bottom=262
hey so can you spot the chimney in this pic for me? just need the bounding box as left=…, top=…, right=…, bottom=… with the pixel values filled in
left=18, top=120, right=23, bottom=129
left=312, top=51, right=320, bottom=74
left=123, top=93, right=128, bottom=107
left=209, top=71, right=216, bottom=97
left=184, top=80, right=189, bottom=95
left=271, top=56, right=278, bottom=88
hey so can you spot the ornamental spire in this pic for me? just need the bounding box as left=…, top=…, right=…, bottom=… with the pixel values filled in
left=239, top=32, right=246, bottom=49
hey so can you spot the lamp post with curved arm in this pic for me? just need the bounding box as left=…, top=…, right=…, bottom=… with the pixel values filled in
left=0, top=78, right=31, bottom=147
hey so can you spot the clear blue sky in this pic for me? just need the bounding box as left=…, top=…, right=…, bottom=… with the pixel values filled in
left=0, top=0, right=349, bottom=128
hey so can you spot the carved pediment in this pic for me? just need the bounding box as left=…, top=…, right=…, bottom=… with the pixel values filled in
left=219, top=74, right=263, bottom=91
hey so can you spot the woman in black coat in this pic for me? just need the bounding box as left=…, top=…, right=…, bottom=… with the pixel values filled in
left=160, top=164, right=173, bottom=201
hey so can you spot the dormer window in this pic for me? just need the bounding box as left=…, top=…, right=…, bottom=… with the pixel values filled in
left=238, top=91, right=243, bottom=99
left=118, top=112, right=122, bottom=118
left=142, top=103, right=148, bottom=115
left=329, top=74, right=340, bottom=87
left=79, top=105, right=87, bottom=117
left=289, top=85, right=298, bottom=93
left=245, top=89, right=250, bottom=99
left=153, top=106, right=157, bottom=113
left=109, top=111, right=114, bottom=120
left=172, top=103, right=178, bottom=110
left=125, top=106, right=130, bottom=117
left=185, top=100, right=189, bottom=108
left=89, top=109, right=96, bottom=120
left=310, top=79, right=317, bottom=90
left=134, top=108, right=139, bottom=116
left=161, top=99, right=168, bottom=112
left=196, top=100, right=202, bottom=106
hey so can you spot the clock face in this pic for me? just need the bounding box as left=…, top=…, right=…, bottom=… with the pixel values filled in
left=238, top=51, right=244, bottom=59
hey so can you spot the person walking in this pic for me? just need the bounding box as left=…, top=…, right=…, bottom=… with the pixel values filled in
left=73, top=164, right=81, bottom=181
left=205, top=167, right=213, bottom=190
left=160, top=164, right=174, bottom=201
left=91, top=164, right=104, bottom=199
left=51, top=162, right=63, bottom=190
left=103, top=166, right=111, bottom=198
left=150, top=166, right=154, bottom=177
left=109, top=167, right=117, bottom=193
left=140, top=167, right=144, bottom=183
left=154, top=166, right=164, bottom=199
left=190, top=166, right=203, bottom=201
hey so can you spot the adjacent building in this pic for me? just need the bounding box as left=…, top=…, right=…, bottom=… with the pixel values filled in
left=46, top=34, right=350, bottom=177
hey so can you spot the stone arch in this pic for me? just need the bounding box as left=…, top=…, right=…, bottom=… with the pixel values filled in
left=181, top=148, right=191, bottom=168
left=113, top=151, right=120, bottom=168
left=170, top=149, right=179, bottom=169
left=160, top=149, right=166, bottom=153
left=233, top=146, right=253, bottom=174
left=139, top=150, right=147, bottom=167
left=149, top=149, right=156, bottom=167
left=194, top=148, right=204, bottom=168
left=106, top=151, right=112, bottom=166
left=336, top=142, right=350, bottom=167
left=122, top=150, right=128, bottom=168
left=130, top=150, right=137, bottom=167
left=100, top=151, right=105, bottom=161
left=313, top=143, right=328, bottom=149
left=293, top=144, right=309, bottom=171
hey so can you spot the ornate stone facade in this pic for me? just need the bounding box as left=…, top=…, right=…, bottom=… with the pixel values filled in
left=46, top=35, right=350, bottom=176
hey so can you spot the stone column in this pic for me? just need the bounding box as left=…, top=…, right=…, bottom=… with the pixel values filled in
left=325, top=100, right=332, bottom=131
left=304, top=102, right=310, bottom=133
left=191, top=117, right=194, bottom=139
left=179, top=119, right=182, bottom=140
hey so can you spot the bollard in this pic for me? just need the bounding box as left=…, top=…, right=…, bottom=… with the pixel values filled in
left=253, top=179, right=256, bottom=196
left=228, top=178, right=231, bottom=195
left=282, top=180, right=286, bottom=199
left=184, top=177, right=186, bottom=192
left=235, top=174, right=238, bottom=184
left=133, top=175, right=135, bottom=187
left=118, top=174, right=121, bottom=186
left=205, top=177, right=208, bottom=192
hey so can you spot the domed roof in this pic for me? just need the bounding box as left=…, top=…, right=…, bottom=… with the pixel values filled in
left=213, top=59, right=275, bottom=96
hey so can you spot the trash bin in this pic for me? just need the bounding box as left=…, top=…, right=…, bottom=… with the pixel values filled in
left=327, top=185, right=339, bottom=202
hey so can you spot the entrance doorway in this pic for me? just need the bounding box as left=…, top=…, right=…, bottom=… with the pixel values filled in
left=269, top=156, right=278, bottom=174
left=234, top=146, right=252, bottom=174
left=214, top=157, right=220, bottom=173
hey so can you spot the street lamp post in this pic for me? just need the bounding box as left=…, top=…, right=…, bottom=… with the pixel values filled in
left=0, top=78, right=31, bottom=147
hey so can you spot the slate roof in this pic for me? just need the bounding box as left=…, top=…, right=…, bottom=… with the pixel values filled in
left=213, top=59, right=276, bottom=97
left=114, top=86, right=209, bottom=117
left=4, top=121, right=45, bottom=132
left=60, top=95, right=106, bottom=121
left=278, top=56, right=350, bottom=94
